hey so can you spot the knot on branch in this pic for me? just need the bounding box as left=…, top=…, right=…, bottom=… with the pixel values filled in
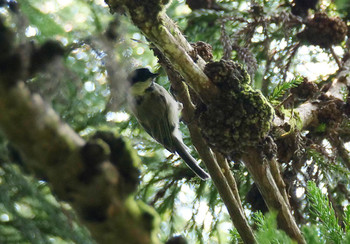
left=0, top=18, right=64, bottom=87
left=125, top=0, right=170, bottom=26
left=190, top=41, right=213, bottom=62
left=316, top=94, right=345, bottom=129
left=198, top=60, right=274, bottom=158
left=80, top=131, right=140, bottom=197
left=297, top=13, right=347, bottom=48
left=291, top=78, right=319, bottom=100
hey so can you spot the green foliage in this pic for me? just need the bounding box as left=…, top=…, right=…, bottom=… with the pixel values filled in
left=1, top=0, right=350, bottom=243
left=344, top=205, right=350, bottom=233
left=269, top=76, right=304, bottom=101
left=307, top=147, right=350, bottom=178
left=335, top=0, right=350, bottom=11
left=20, top=1, right=65, bottom=42
left=0, top=164, right=94, bottom=244
left=229, top=228, right=242, bottom=244
left=315, top=123, right=327, bottom=133
left=253, top=211, right=295, bottom=244
left=307, top=181, right=344, bottom=244
left=301, top=224, right=322, bottom=244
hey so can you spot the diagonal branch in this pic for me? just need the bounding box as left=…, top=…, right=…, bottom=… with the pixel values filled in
left=107, top=0, right=218, bottom=102
left=165, top=64, right=256, bottom=243
left=0, top=21, right=160, bottom=244
left=242, top=150, right=305, bottom=243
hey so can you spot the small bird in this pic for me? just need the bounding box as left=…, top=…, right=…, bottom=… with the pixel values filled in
left=128, top=68, right=210, bottom=180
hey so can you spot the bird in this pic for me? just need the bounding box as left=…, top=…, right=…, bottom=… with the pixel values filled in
left=128, top=68, right=210, bottom=180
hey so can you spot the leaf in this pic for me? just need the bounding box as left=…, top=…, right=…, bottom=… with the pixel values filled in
left=269, top=76, right=303, bottom=101
left=307, top=181, right=343, bottom=244
left=20, top=0, right=65, bottom=41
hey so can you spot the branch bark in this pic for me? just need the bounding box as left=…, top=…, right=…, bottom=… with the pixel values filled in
left=242, top=150, right=305, bottom=244
left=166, top=66, right=256, bottom=243
left=277, top=59, right=350, bottom=130
left=0, top=21, right=160, bottom=244
left=107, top=0, right=219, bottom=102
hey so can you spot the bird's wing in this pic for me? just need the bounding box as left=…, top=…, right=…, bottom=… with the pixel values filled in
left=141, top=110, right=176, bottom=152
left=132, top=87, right=177, bottom=152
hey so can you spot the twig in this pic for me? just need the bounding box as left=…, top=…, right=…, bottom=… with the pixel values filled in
left=282, top=43, right=301, bottom=82
left=330, top=46, right=342, bottom=69
left=328, top=133, right=350, bottom=171
left=214, top=151, right=243, bottom=211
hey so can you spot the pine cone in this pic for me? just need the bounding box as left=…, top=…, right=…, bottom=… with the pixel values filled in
left=191, top=41, right=213, bottom=62
left=297, top=13, right=347, bottom=48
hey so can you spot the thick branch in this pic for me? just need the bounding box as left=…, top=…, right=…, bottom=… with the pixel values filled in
left=242, top=150, right=306, bottom=244
left=0, top=80, right=160, bottom=244
left=277, top=58, right=350, bottom=129
left=190, top=126, right=257, bottom=244
left=107, top=0, right=219, bottom=102
left=243, top=57, right=350, bottom=241
left=0, top=22, right=159, bottom=243
left=167, top=68, right=256, bottom=244
left=0, top=82, right=84, bottom=191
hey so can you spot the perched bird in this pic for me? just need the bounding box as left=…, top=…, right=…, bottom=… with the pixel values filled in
left=128, top=68, right=210, bottom=180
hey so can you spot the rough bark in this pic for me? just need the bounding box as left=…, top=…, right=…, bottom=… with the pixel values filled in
left=0, top=22, right=160, bottom=244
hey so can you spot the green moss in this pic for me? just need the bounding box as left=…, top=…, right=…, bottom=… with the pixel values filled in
left=315, top=123, right=327, bottom=133
left=199, top=60, right=274, bottom=157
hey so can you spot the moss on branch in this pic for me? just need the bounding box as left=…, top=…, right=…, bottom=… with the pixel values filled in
left=199, top=60, right=274, bottom=157
left=0, top=19, right=160, bottom=244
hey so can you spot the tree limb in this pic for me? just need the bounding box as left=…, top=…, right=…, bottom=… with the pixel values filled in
left=242, top=150, right=305, bottom=244
left=165, top=64, right=256, bottom=243
left=0, top=21, right=160, bottom=244
left=107, top=0, right=218, bottom=102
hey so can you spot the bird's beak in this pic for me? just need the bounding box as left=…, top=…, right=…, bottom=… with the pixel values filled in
left=151, top=73, right=159, bottom=78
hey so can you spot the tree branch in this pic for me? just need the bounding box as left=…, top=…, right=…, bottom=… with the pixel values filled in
left=242, top=150, right=305, bottom=244
left=282, top=58, right=350, bottom=130
left=164, top=64, right=256, bottom=243
left=107, top=0, right=219, bottom=102
left=0, top=21, right=160, bottom=244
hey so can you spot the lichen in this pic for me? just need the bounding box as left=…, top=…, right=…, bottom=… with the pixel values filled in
left=198, top=60, right=274, bottom=158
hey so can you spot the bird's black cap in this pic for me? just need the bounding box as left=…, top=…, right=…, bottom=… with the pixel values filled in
left=130, top=68, right=158, bottom=84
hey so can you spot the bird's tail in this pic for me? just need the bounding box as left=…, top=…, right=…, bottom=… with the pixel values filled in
left=173, top=138, right=210, bottom=180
